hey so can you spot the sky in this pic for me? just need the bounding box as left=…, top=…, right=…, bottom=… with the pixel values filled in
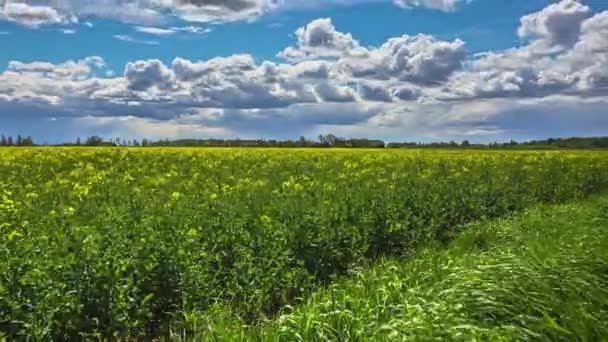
left=0, top=0, right=607, bottom=143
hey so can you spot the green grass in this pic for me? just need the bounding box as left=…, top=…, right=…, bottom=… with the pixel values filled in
left=185, top=193, right=608, bottom=341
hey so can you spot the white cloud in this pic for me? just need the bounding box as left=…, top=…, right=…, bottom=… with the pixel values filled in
left=75, top=115, right=236, bottom=141
left=171, top=0, right=277, bottom=23
left=518, top=0, right=590, bottom=48
left=1, top=1, right=607, bottom=141
left=278, top=18, right=366, bottom=62
left=0, top=0, right=273, bottom=26
left=351, top=34, right=466, bottom=84
left=0, top=2, right=75, bottom=27
left=114, top=34, right=159, bottom=45
left=175, top=25, right=209, bottom=34
left=1, top=0, right=164, bottom=26
left=0, top=0, right=475, bottom=27
left=134, top=26, right=177, bottom=36
left=392, top=0, right=466, bottom=12
left=134, top=25, right=209, bottom=36
left=125, top=59, right=176, bottom=91
left=279, top=19, right=465, bottom=85
left=437, top=1, right=608, bottom=101
left=7, top=56, right=106, bottom=80
left=358, top=82, right=394, bottom=102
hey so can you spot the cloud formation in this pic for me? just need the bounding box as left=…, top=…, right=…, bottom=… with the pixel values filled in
left=0, top=0, right=474, bottom=27
left=518, top=0, right=590, bottom=48
left=392, top=0, right=466, bottom=12
left=0, top=2, right=75, bottom=27
left=0, top=1, right=607, bottom=141
left=134, top=25, right=208, bottom=35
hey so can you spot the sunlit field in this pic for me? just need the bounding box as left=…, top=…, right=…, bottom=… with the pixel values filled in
left=1, top=148, right=608, bottom=340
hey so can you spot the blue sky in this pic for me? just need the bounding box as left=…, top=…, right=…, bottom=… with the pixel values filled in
left=0, top=0, right=607, bottom=143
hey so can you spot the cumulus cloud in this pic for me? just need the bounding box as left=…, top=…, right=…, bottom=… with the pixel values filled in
left=172, top=0, right=276, bottom=23
left=368, top=34, right=465, bottom=84
left=172, top=54, right=256, bottom=81
left=0, top=0, right=475, bottom=27
left=438, top=1, right=608, bottom=101
left=278, top=18, right=366, bottom=61
left=1, top=1, right=608, bottom=142
left=314, top=82, right=356, bottom=102
left=0, top=2, right=75, bottom=27
left=279, top=19, right=465, bottom=85
left=518, top=0, right=590, bottom=48
left=330, top=34, right=465, bottom=88
left=7, top=56, right=106, bottom=80
left=0, top=0, right=274, bottom=26
left=358, top=82, right=394, bottom=102
left=1, top=0, right=164, bottom=26
left=392, top=86, right=421, bottom=100
left=125, top=59, right=176, bottom=91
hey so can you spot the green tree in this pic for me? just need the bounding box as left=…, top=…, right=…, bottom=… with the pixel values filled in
left=85, top=136, right=104, bottom=146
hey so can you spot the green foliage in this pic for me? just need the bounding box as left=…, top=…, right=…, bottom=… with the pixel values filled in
left=241, top=194, right=608, bottom=341
left=0, top=148, right=607, bottom=340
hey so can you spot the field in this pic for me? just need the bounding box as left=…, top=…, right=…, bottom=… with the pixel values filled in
left=1, top=148, right=608, bottom=340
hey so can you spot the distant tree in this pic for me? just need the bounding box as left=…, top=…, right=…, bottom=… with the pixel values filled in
left=7, top=136, right=13, bottom=146
left=0, top=135, right=6, bottom=146
left=20, top=136, right=34, bottom=146
left=141, top=138, right=149, bottom=147
left=16, top=135, right=23, bottom=146
left=318, top=134, right=339, bottom=146
left=327, top=134, right=338, bottom=146
left=75, top=137, right=81, bottom=146
left=85, top=136, right=104, bottom=146
left=461, top=140, right=470, bottom=148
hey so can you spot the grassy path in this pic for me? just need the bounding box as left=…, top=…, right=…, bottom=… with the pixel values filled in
left=193, top=194, right=608, bottom=341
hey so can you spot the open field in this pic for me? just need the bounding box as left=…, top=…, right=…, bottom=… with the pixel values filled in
left=1, top=148, right=608, bottom=340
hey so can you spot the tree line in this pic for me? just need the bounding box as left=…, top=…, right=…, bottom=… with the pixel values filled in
left=1, top=133, right=607, bottom=149
left=0, top=135, right=35, bottom=146
left=50, top=134, right=387, bottom=148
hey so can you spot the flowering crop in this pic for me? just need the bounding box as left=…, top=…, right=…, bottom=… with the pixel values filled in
left=1, top=148, right=607, bottom=339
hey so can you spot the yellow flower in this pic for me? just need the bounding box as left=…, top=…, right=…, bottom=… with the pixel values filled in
left=7, top=230, right=23, bottom=240
left=186, top=228, right=199, bottom=239
left=170, top=191, right=182, bottom=201
left=259, top=214, right=272, bottom=225
left=63, top=206, right=76, bottom=216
